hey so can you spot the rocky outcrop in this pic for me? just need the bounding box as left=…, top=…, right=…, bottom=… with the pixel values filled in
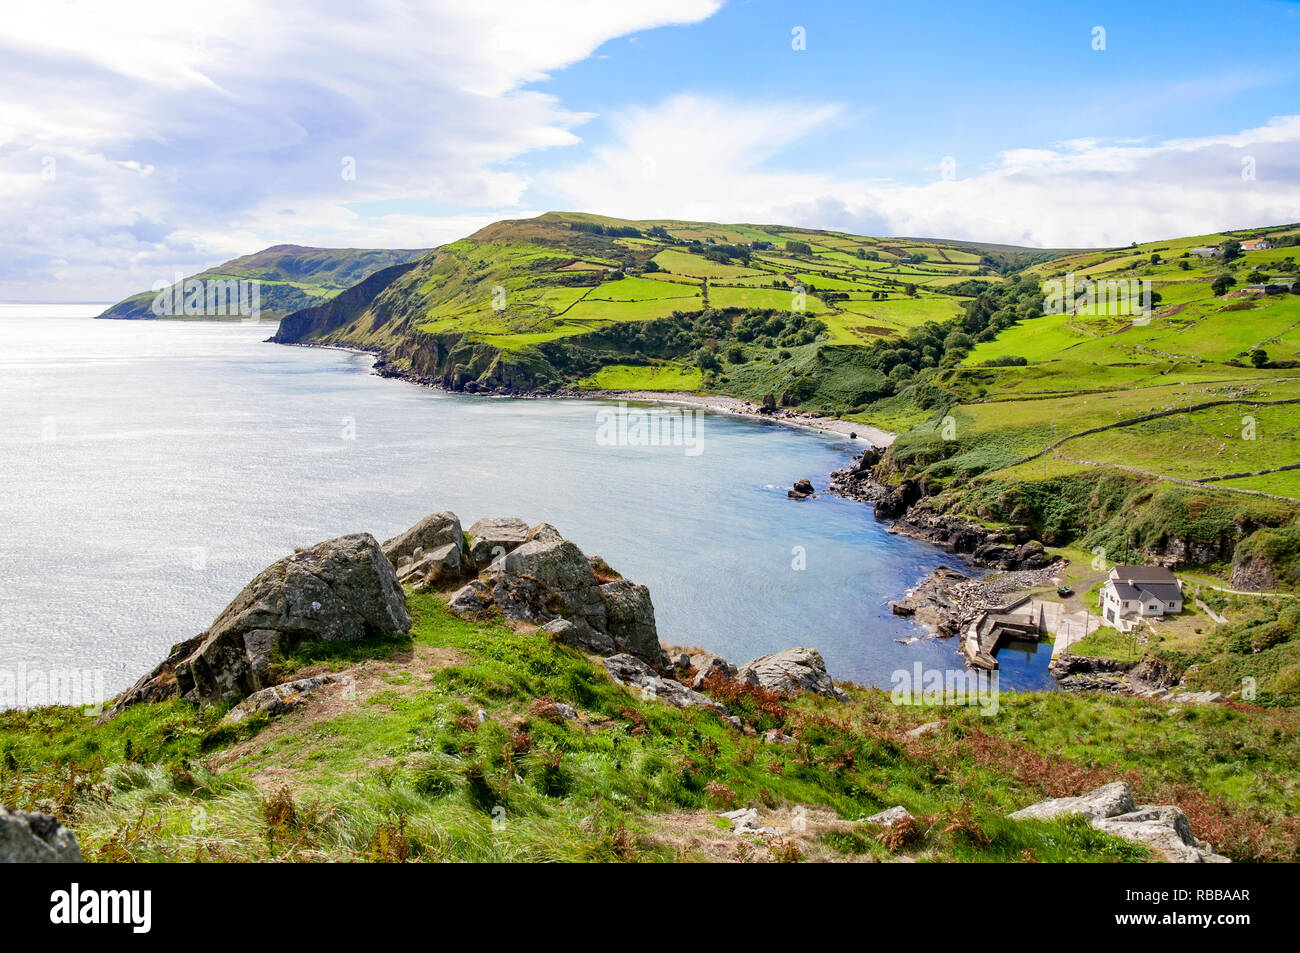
left=383, top=512, right=464, bottom=566
left=0, top=807, right=81, bottom=863
left=104, top=533, right=409, bottom=718
left=1008, top=781, right=1229, bottom=863
left=737, top=647, right=848, bottom=701
left=829, top=447, right=887, bottom=503
left=603, top=654, right=726, bottom=714
left=874, top=480, right=923, bottom=519
left=1229, top=554, right=1278, bottom=592
left=447, top=521, right=666, bottom=665
left=484, top=536, right=609, bottom=630
left=465, top=517, right=531, bottom=570
left=221, top=674, right=355, bottom=725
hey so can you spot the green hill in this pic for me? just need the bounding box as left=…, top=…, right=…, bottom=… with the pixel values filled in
left=270, top=211, right=1070, bottom=407
left=98, top=244, right=431, bottom=321
left=269, top=212, right=1300, bottom=605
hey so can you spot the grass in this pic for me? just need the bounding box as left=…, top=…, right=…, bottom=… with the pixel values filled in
left=1070, top=626, right=1140, bottom=661
left=576, top=364, right=703, bottom=392
left=1, top=590, right=1297, bottom=862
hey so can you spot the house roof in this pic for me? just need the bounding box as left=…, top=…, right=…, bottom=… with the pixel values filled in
left=1139, top=583, right=1182, bottom=603
left=1111, top=582, right=1142, bottom=600
left=1111, top=565, right=1177, bottom=584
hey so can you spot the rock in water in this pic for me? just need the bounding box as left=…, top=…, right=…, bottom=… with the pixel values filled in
left=0, top=807, right=81, bottom=863
left=737, top=647, right=848, bottom=700
left=104, top=533, right=409, bottom=717
left=787, top=478, right=815, bottom=499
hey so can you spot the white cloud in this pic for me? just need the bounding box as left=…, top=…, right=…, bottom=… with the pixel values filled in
left=546, top=96, right=1300, bottom=248
left=0, top=0, right=722, bottom=299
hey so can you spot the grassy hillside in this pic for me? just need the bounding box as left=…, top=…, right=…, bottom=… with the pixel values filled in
left=2, top=591, right=1296, bottom=862
left=866, top=225, right=1300, bottom=686
left=262, top=213, right=1300, bottom=591
left=99, top=245, right=431, bottom=321
left=271, top=212, right=1065, bottom=407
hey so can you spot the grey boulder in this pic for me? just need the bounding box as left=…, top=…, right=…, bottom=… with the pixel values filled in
left=466, top=517, right=531, bottom=570
left=599, top=580, right=660, bottom=661
left=0, top=807, right=81, bottom=863
left=382, top=511, right=464, bottom=569
left=1008, top=781, right=1229, bottom=863
left=737, top=647, right=848, bottom=701
left=484, top=537, right=608, bottom=632
left=448, top=578, right=493, bottom=613
left=221, top=673, right=354, bottom=725
left=396, top=541, right=464, bottom=590
left=540, top=617, right=615, bottom=655
left=863, top=806, right=913, bottom=827
left=105, top=533, right=408, bottom=717
left=603, top=654, right=726, bottom=714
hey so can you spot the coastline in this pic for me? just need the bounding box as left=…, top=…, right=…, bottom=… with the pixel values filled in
left=272, top=337, right=896, bottom=447
left=572, top=389, right=895, bottom=446
left=276, top=337, right=1071, bottom=685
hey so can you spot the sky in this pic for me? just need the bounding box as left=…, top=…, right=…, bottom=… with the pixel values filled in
left=2, top=0, right=1300, bottom=301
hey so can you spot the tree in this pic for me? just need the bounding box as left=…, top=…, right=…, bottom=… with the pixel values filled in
left=696, top=347, right=720, bottom=372
left=1250, top=348, right=1270, bottom=368
left=1212, top=274, right=1236, bottom=296
left=643, top=259, right=660, bottom=273
left=1150, top=252, right=1162, bottom=265
left=785, top=240, right=812, bottom=256
left=1221, top=239, right=1243, bottom=262
left=904, top=283, right=918, bottom=296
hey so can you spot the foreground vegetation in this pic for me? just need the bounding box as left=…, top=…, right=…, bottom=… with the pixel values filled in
left=2, top=593, right=1296, bottom=862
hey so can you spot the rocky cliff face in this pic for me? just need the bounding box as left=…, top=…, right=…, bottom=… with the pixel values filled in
left=832, top=447, right=1052, bottom=572
left=271, top=260, right=423, bottom=344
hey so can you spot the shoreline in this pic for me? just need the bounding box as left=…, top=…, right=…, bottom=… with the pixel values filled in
left=570, top=389, right=895, bottom=446
left=272, top=338, right=896, bottom=446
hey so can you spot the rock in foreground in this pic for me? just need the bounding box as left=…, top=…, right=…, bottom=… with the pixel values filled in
left=0, top=807, right=81, bottom=863
left=450, top=520, right=664, bottom=665
left=1007, top=781, right=1229, bottom=863
left=105, top=533, right=409, bottom=717
left=737, top=647, right=848, bottom=701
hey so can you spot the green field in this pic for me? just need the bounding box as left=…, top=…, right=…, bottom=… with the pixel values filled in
left=576, top=363, right=703, bottom=391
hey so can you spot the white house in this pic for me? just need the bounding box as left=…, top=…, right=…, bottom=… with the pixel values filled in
left=1241, top=239, right=1274, bottom=251
left=1100, top=566, right=1183, bottom=632
left=1189, top=247, right=1221, bottom=258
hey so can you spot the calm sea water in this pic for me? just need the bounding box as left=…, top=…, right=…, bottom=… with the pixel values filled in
left=0, top=306, right=1055, bottom=704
